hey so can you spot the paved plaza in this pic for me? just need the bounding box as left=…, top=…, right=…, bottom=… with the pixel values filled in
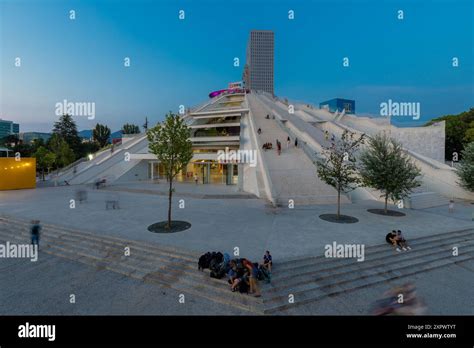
left=0, top=182, right=473, bottom=315
left=0, top=182, right=472, bottom=261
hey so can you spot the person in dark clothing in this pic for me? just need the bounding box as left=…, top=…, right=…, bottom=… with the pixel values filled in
left=30, top=220, right=42, bottom=250
left=294, top=138, right=298, bottom=147
left=262, top=250, right=273, bottom=272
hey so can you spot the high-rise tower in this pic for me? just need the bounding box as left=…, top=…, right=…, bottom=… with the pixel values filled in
left=244, top=30, right=274, bottom=95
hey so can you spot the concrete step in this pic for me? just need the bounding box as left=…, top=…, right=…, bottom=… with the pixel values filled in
left=407, top=192, right=449, bottom=209
left=0, top=228, right=264, bottom=314
left=274, top=228, right=474, bottom=273
left=263, top=251, right=473, bottom=314
left=0, top=219, right=264, bottom=313
left=0, top=225, right=247, bottom=296
left=0, top=216, right=200, bottom=260
left=266, top=239, right=474, bottom=295
left=276, top=195, right=345, bottom=206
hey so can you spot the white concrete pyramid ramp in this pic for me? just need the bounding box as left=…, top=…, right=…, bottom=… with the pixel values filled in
left=247, top=94, right=348, bottom=206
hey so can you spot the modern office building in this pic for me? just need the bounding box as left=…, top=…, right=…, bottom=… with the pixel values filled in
left=244, top=30, right=274, bottom=95
left=319, top=98, right=355, bottom=114
left=0, top=119, right=20, bottom=139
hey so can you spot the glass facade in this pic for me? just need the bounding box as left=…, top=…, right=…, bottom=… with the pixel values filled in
left=148, top=160, right=238, bottom=185
left=0, top=120, right=20, bottom=140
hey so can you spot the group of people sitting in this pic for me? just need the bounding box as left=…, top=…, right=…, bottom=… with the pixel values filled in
left=227, top=251, right=272, bottom=297
left=386, top=230, right=411, bottom=252
left=262, top=142, right=273, bottom=150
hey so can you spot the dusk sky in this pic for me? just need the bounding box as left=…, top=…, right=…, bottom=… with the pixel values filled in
left=1, top=0, right=473, bottom=132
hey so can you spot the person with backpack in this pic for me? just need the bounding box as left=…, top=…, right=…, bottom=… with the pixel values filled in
left=30, top=220, right=42, bottom=250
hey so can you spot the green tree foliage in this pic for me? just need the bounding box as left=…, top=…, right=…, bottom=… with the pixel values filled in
left=93, top=123, right=111, bottom=148
left=463, top=121, right=474, bottom=143
left=48, top=134, right=75, bottom=168
left=34, top=146, right=56, bottom=180
left=359, top=133, right=422, bottom=213
left=0, top=134, right=20, bottom=147
left=316, top=130, right=365, bottom=219
left=147, top=112, right=193, bottom=228
left=426, top=107, right=474, bottom=160
left=122, top=123, right=140, bottom=134
left=52, top=114, right=82, bottom=158
left=457, top=142, right=474, bottom=192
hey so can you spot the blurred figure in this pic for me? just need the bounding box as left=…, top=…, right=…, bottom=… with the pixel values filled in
left=75, top=189, right=88, bottom=203
left=105, top=193, right=120, bottom=210
left=30, top=220, right=42, bottom=250
left=448, top=200, right=455, bottom=213
left=372, top=283, right=426, bottom=315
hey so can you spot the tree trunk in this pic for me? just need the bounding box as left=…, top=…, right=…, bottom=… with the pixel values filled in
left=337, top=187, right=341, bottom=219
left=167, top=175, right=173, bottom=229
left=384, top=194, right=388, bottom=214
left=42, top=169, right=45, bottom=181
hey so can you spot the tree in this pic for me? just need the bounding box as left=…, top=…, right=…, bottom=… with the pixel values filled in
left=316, top=130, right=365, bottom=219
left=147, top=112, right=193, bottom=229
left=93, top=123, right=111, bottom=148
left=457, top=142, right=474, bottom=191
left=34, top=146, right=56, bottom=180
left=122, top=123, right=140, bottom=134
left=1, top=134, right=20, bottom=147
left=52, top=114, right=82, bottom=158
left=463, top=121, right=474, bottom=143
left=426, top=107, right=474, bottom=160
left=359, top=133, right=422, bottom=214
left=48, top=134, right=75, bottom=168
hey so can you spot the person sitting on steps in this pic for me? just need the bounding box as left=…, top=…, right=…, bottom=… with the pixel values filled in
left=386, top=230, right=401, bottom=252
left=396, top=230, right=411, bottom=251
left=262, top=250, right=272, bottom=273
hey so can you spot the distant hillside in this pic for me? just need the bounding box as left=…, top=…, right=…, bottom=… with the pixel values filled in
left=78, top=129, right=123, bottom=142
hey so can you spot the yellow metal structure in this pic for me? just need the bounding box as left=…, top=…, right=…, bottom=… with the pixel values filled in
left=0, top=158, right=36, bottom=190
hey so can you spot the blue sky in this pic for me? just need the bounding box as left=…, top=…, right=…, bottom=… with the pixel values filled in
left=1, top=0, right=473, bottom=132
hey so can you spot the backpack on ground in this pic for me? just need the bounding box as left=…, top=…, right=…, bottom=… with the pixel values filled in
left=210, top=267, right=226, bottom=279
left=258, top=265, right=271, bottom=283
left=198, top=252, right=212, bottom=271
left=238, top=279, right=249, bottom=294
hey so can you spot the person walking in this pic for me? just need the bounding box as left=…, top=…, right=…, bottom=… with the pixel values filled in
left=277, top=140, right=281, bottom=155
left=30, top=220, right=42, bottom=250
left=295, top=138, right=298, bottom=147
left=194, top=174, right=198, bottom=185
left=287, top=136, right=290, bottom=149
